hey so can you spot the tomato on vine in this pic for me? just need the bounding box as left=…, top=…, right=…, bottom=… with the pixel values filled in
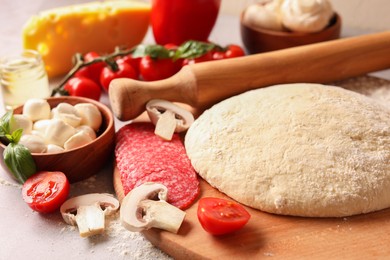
left=139, top=56, right=180, bottom=81
left=64, top=77, right=101, bottom=101
left=74, top=52, right=105, bottom=85
left=100, top=60, right=137, bottom=91
left=224, top=44, right=245, bottom=58
left=117, top=54, right=141, bottom=77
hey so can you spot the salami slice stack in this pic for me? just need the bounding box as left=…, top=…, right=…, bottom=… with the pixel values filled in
left=115, top=122, right=200, bottom=209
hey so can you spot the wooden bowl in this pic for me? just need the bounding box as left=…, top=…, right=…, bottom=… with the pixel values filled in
left=0, top=96, right=115, bottom=183
left=240, top=12, right=342, bottom=54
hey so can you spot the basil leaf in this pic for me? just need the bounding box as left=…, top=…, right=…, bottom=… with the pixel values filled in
left=174, top=40, right=219, bottom=60
left=0, top=111, right=12, bottom=137
left=3, top=143, right=36, bottom=183
left=132, top=44, right=171, bottom=59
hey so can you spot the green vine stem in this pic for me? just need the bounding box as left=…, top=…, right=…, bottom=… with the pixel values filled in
left=51, top=46, right=134, bottom=96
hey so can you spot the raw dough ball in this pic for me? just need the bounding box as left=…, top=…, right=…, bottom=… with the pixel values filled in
left=185, top=83, right=390, bottom=217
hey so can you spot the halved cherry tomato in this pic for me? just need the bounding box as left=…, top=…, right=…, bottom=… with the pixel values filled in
left=140, top=56, right=180, bottom=81
left=22, top=171, right=70, bottom=213
left=224, top=44, right=245, bottom=59
left=100, top=61, right=137, bottom=91
left=75, top=52, right=105, bottom=85
left=64, top=76, right=102, bottom=101
left=197, top=197, right=251, bottom=235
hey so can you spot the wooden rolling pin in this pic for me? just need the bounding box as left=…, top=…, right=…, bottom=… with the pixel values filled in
left=109, top=31, right=390, bottom=121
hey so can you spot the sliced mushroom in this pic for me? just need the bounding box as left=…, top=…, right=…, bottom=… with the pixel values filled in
left=60, top=193, right=119, bottom=238
left=146, top=99, right=194, bottom=141
left=120, top=182, right=186, bottom=234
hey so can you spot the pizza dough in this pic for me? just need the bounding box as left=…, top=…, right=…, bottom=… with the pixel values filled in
left=184, top=83, right=390, bottom=217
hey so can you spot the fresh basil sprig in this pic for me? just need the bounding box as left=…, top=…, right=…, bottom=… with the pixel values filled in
left=132, top=44, right=172, bottom=60
left=173, top=40, right=224, bottom=60
left=0, top=111, right=36, bottom=183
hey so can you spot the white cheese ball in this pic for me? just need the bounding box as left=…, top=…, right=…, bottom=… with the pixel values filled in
left=23, top=98, right=51, bottom=121
left=33, top=119, right=51, bottom=136
left=10, top=114, right=33, bottom=135
left=19, top=134, right=47, bottom=153
left=74, top=103, right=102, bottom=131
left=51, top=103, right=82, bottom=127
left=76, top=125, right=97, bottom=140
left=44, top=119, right=76, bottom=147
left=64, top=131, right=93, bottom=150
left=46, top=144, right=65, bottom=153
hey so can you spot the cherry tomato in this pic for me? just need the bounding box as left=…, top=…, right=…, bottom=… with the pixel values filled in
left=197, top=197, right=251, bottom=235
left=140, top=56, right=180, bottom=81
left=64, top=77, right=102, bottom=101
left=212, top=51, right=225, bottom=60
left=100, top=61, right=137, bottom=91
left=118, top=54, right=141, bottom=77
left=75, top=52, right=105, bottom=85
left=182, top=51, right=213, bottom=66
left=224, top=45, right=245, bottom=59
left=22, top=171, right=70, bottom=213
left=151, top=0, right=221, bottom=45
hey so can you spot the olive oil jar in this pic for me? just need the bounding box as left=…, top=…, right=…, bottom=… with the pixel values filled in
left=0, top=50, right=50, bottom=111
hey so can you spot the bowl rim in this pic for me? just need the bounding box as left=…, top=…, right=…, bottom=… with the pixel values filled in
left=241, top=12, right=341, bottom=37
left=0, top=96, right=115, bottom=156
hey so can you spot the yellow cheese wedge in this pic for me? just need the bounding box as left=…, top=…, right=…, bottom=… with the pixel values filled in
left=22, top=1, right=151, bottom=78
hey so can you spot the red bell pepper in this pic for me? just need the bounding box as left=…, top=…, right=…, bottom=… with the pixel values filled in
left=151, top=0, right=221, bottom=45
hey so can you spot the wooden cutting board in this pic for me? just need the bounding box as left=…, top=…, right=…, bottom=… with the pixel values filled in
left=114, top=76, right=390, bottom=259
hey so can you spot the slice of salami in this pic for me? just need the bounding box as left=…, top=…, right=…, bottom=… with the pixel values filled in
left=115, top=122, right=200, bottom=209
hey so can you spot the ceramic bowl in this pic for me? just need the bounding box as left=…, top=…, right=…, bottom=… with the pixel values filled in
left=240, top=12, right=342, bottom=54
left=0, top=96, right=115, bottom=183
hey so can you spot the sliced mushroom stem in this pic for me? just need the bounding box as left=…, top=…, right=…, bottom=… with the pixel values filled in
left=140, top=199, right=186, bottom=234
left=154, top=110, right=177, bottom=141
left=75, top=203, right=106, bottom=238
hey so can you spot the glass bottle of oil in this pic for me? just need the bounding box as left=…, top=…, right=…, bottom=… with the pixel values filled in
left=0, top=50, right=50, bottom=111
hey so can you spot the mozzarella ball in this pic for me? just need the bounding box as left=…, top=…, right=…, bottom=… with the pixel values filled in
left=46, top=144, right=65, bottom=153
left=51, top=103, right=82, bottom=127
left=23, top=98, right=51, bottom=121
left=76, top=125, right=97, bottom=140
left=10, top=114, right=33, bottom=135
left=44, top=119, right=76, bottom=147
left=64, top=131, right=93, bottom=150
left=74, top=103, right=102, bottom=131
left=33, top=119, right=51, bottom=135
left=19, top=134, right=47, bottom=153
